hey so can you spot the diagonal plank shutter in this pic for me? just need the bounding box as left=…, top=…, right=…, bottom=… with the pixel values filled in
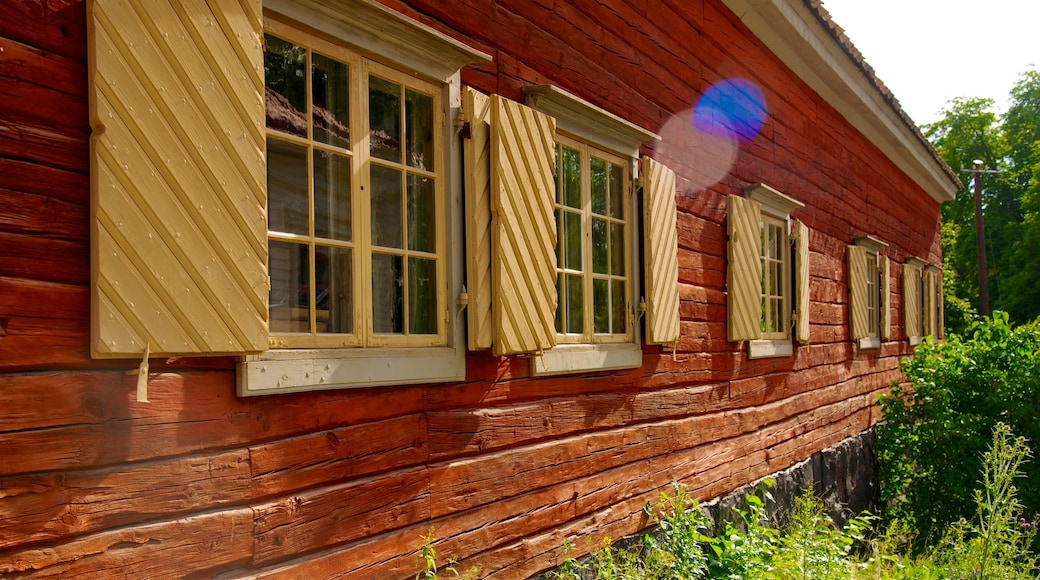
left=727, top=195, right=762, bottom=342
left=880, top=255, right=891, bottom=341
left=89, top=0, right=267, bottom=358
left=489, top=94, right=558, bottom=356
left=847, top=245, right=869, bottom=340
left=792, top=219, right=810, bottom=344
left=463, top=87, right=494, bottom=351
left=902, top=263, right=922, bottom=339
left=642, top=157, right=680, bottom=345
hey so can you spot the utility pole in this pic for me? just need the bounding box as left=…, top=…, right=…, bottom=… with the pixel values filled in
left=963, top=160, right=1000, bottom=318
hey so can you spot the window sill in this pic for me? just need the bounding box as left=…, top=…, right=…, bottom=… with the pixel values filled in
left=531, top=342, right=642, bottom=376
left=748, top=339, right=793, bottom=359
left=236, top=346, right=465, bottom=396
left=908, top=335, right=921, bottom=346
left=858, top=336, right=881, bottom=350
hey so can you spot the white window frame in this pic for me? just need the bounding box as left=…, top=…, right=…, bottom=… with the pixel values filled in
left=238, top=0, right=491, bottom=395
left=745, top=184, right=803, bottom=359
left=523, top=85, right=659, bottom=376
left=854, top=236, right=888, bottom=350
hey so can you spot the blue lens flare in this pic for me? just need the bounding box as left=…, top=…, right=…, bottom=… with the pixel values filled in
left=693, top=79, right=767, bottom=143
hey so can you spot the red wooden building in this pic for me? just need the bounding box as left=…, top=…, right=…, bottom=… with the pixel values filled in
left=0, top=0, right=956, bottom=577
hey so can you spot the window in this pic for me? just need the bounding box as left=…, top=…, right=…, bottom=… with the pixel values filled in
left=554, top=136, right=631, bottom=344
left=847, top=236, right=890, bottom=349
left=727, top=184, right=808, bottom=358
left=263, top=23, right=444, bottom=349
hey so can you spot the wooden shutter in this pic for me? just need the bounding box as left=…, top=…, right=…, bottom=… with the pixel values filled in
left=847, top=245, right=869, bottom=340
left=880, top=255, right=891, bottom=341
left=642, top=157, right=680, bottom=345
left=489, top=95, right=558, bottom=356
left=902, top=264, right=922, bottom=339
left=792, top=219, right=810, bottom=344
left=936, top=271, right=945, bottom=340
left=463, top=87, right=494, bottom=350
left=727, top=195, right=762, bottom=342
left=89, top=0, right=267, bottom=358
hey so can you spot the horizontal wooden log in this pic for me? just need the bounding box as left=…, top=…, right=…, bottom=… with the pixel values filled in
left=0, top=450, right=250, bottom=551
left=0, top=189, right=87, bottom=240
left=0, top=158, right=88, bottom=205
left=240, top=525, right=418, bottom=579
left=249, top=414, right=428, bottom=499
left=0, top=2, right=86, bottom=61
left=0, top=277, right=86, bottom=323
left=252, top=468, right=431, bottom=567
left=0, top=508, right=254, bottom=578
left=0, top=118, right=88, bottom=172
left=0, top=315, right=90, bottom=371
left=0, top=231, right=87, bottom=284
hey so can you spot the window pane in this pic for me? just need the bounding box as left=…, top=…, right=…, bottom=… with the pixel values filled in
left=313, top=150, right=351, bottom=241
left=311, top=52, right=349, bottom=148
left=407, top=174, right=435, bottom=252
left=593, top=278, right=608, bottom=333
left=405, top=89, right=433, bottom=171
left=267, top=137, right=308, bottom=236
left=609, top=162, right=624, bottom=219
left=555, top=274, right=564, bottom=332
left=268, top=240, right=309, bottom=333
left=592, top=218, right=607, bottom=274
left=316, top=245, right=352, bottom=334
left=372, top=252, right=403, bottom=333
left=610, top=223, right=625, bottom=275
left=564, top=210, right=582, bottom=271
left=371, top=165, right=403, bottom=249
left=591, top=157, right=607, bottom=215
left=369, top=76, right=401, bottom=162
left=566, top=273, right=583, bottom=333
left=409, top=257, right=437, bottom=334
left=264, top=35, right=306, bottom=138
left=612, top=279, right=626, bottom=333
left=561, top=145, right=581, bottom=208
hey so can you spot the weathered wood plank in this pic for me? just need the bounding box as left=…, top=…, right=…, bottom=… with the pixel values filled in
left=252, top=468, right=431, bottom=567
left=0, top=450, right=251, bottom=551
left=249, top=414, right=428, bottom=499
left=0, top=508, right=253, bottom=578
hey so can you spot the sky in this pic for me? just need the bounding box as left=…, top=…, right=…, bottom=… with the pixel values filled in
left=821, top=0, right=1040, bottom=126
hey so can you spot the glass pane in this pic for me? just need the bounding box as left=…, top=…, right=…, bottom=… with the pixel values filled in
left=313, top=150, right=351, bottom=241
left=266, top=137, right=308, bottom=235
left=371, top=165, right=403, bottom=249
left=268, top=240, right=309, bottom=333
left=593, top=278, right=608, bottom=334
left=564, top=210, right=582, bottom=271
left=609, top=162, right=624, bottom=219
left=561, top=145, right=581, bottom=208
left=409, top=257, right=437, bottom=334
left=610, top=223, right=625, bottom=275
left=263, top=35, right=306, bottom=138
left=592, top=218, right=607, bottom=274
left=371, top=252, right=403, bottom=333
left=566, top=273, right=583, bottom=333
left=311, top=52, right=349, bottom=148
left=555, top=274, right=564, bottom=332
left=612, top=279, right=627, bottom=333
left=316, top=245, right=352, bottom=334
left=591, top=156, right=607, bottom=215
left=369, top=76, right=401, bottom=162
left=407, top=174, right=435, bottom=252
left=405, top=89, right=434, bottom=171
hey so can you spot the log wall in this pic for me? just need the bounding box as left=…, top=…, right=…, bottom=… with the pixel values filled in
left=0, top=0, right=941, bottom=578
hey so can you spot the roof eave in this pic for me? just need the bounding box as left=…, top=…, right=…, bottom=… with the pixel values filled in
left=719, top=0, right=960, bottom=203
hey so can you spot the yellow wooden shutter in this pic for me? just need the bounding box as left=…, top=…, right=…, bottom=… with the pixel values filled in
left=847, top=245, right=869, bottom=340
left=880, top=255, right=891, bottom=341
left=792, top=219, right=810, bottom=345
left=463, top=87, right=494, bottom=351
left=642, top=157, right=680, bottom=345
left=489, top=95, right=558, bottom=356
left=89, top=0, right=267, bottom=358
left=902, top=263, right=922, bottom=339
left=727, top=195, right=762, bottom=342
left=922, top=269, right=937, bottom=338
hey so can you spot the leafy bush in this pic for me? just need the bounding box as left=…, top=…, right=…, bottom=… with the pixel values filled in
left=876, top=312, right=1040, bottom=549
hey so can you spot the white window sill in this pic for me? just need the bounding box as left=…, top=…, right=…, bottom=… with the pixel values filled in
left=908, top=335, right=921, bottom=346
left=748, top=339, right=793, bottom=359
left=236, top=346, right=465, bottom=396
left=531, top=342, right=642, bottom=376
left=858, top=336, right=881, bottom=350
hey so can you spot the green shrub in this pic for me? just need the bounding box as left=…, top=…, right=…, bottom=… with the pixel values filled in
left=876, top=312, right=1040, bottom=549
